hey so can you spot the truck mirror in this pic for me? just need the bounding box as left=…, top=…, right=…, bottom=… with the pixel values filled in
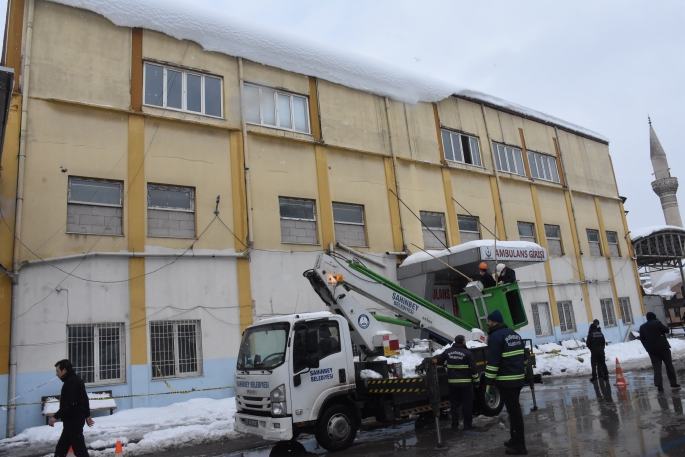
left=307, top=354, right=320, bottom=369
left=306, top=329, right=319, bottom=353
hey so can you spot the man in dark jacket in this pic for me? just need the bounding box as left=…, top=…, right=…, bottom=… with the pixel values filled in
left=49, top=360, right=93, bottom=457
left=587, top=319, right=609, bottom=382
left=639, top=312, right=680, bottom=391
left=436, top=335, right=479, bottom=431
left=485, top=310, right=528, bottom=455
left=496, top=263, right=516, bottom=285
left=474, top=262, right=496, bottom=289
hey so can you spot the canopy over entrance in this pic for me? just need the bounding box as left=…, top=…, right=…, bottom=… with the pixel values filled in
left=631, top=225, right=685, bottom=270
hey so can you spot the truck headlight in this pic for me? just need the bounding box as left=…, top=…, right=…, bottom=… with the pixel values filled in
left=271, top=384, right=286, bottom=416
left=272, top=401, right=285, bottom=415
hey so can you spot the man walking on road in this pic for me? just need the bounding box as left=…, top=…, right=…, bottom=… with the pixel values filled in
left=639, top=312, right=681, bottom=392
left=485, top=310, right=528, bottom=455
left=587, top=319, right=609, bottom=382
left=435, top=335, right=479, bottom=431
left=49, top=359, right=94, bottom=457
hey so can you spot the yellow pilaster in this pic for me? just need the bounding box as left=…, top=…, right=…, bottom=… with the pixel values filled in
left=441, top=168, right=460, bottom=246
left=489, top=176, right=506, bottom=239
left=230, top=131, right=254, bottom=331
left=0, top=94, right=22, bottom=375
left=619, top=200, right=646, bottom=315
left=530, top=184, right=559, bottom=327
left=314, top=145, right=335, bottom=248
left=594, top=197, right=622, bottom=320
left=5, top=0, right=25, bottom=86
left=564, top=191, right=593, bottom=320
left=384, top=157, right=404, bottom=253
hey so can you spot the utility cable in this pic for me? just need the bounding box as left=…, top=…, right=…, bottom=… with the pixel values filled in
left=388, top=188, right=450, bottom=251
left=451, top=197, right=500, bottom=241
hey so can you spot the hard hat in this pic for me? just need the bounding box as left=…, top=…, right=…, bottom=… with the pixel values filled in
left=478, top=262, right=488, bottom=270
left=496, top=263, right=505, bottom=273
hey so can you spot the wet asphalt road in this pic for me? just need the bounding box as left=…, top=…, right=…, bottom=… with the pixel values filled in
left=171, top=361, right=685, bottom=457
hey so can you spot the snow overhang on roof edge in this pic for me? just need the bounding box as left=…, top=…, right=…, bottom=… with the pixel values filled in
left=49, top=0, right=608, bottom=144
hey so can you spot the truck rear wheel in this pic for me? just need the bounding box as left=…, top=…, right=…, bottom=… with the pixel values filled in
left=315, top=404, right=358, bottom=452
left=479, top=385, right=504, bottom=416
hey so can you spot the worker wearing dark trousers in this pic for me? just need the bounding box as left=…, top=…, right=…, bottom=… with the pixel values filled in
left=436, top=335, right=479, bottom=431
left=639, top=312, right=680, bottom=391
left=485, top=310, right=528, bottom=455
left=587, top=319, right=609, bottom=382
left=49, top=359, right=94, bottom=457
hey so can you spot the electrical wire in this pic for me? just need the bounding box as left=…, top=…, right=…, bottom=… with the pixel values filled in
left=451, top=197, right=500, bottom=241
left=388, top=188, right=450, bottom=251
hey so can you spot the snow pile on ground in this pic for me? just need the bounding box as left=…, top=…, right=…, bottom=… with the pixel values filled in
left=533, top=338, right=685, bottom=377
left=47, top=1, right=607, bottom=140
left=43, top=392, right=117, bottom=415
left=1, top=397, right=237, bottom=456
left=360, top=369, right=383, bottom=380
left=401, top=240, right=544, bottom=267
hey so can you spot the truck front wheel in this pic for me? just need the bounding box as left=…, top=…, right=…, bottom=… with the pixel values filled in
left=479, top=385, right=504, bottom=416
left=315, top=404, right=358, bottom=452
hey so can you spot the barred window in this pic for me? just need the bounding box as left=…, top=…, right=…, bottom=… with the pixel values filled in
left=619, top=297, right=634, bottom=324
left=68, top=323, right=125, bottom=385
left=531, top=303, right=552, bottom=336
left=420, top=211, right=447, bottom=249
left=587, top=229, right=602, bottom=256
left=457, top=215, right=480, bottom=243
left=600, top=299, right=617, bottom=327
left=545, top=224, right=563, bottom=256
left=557, top=301, right=576, bottom=333
left=606, top=231, right=620, bottom=257
left=150, top=320, right=202, bottom=379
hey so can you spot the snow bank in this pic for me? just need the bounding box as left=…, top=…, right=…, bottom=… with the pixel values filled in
left=48, top=0, right=606, bottom=141
left=630, top=225, right=685, bottom=240
left=360, top=369, right=383, bottom=380
left=43, top=392, right=117, bottom=415
left=401, top=240, right=543, bottom=267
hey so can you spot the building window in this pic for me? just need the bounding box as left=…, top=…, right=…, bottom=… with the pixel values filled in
left=67, top=177, right=123, bottom=236
left=531, top=303, right=552, bottom=336
left=493, top=142, right=525, bottom=176
left=587, top=229, right=602, bottom=256
left=144, top=62, right=222, bottom=117
left=420, top=211, right=447, bottom=249
left=600, top=299, right=617, bottom=327
left=619, top=297, right=633, bottom=324
left=557, top=302, right=576, bottom=333
left=68, top=323, right=125, bottom=385
left=441, top=130, right=482, bottom=166
left=457, top=215, right=480, bottom=243
left=280, top=197, right=318, bottom=244
left=333, top=203, right=367, bottom=247
left=528, top=151, right=560, bottom=183
left=147, top=184, right=195, bottom=238
left=150, top=320, right=202, bottom=379
left=518, top=222, right=536, bottom=243
left=244, top=83, right=310, bottom=134
left=545, top=224, right=563, bottom=256
left=606, top=231, right=620, bottom=257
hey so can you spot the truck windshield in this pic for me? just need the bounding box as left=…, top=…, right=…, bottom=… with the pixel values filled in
left=237, top=323, right=289, bottom=371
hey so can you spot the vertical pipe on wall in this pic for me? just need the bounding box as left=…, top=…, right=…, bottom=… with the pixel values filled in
left=238, top=58, right=254, bottom=245
left=8, top=0, right=34, bottom=438
left=384, top=97, right=406, bottom=251
left=480, top=103, right=507, bottom=240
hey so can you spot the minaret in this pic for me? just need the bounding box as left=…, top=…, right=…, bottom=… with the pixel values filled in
left=650, top=118, right=683, bottom=227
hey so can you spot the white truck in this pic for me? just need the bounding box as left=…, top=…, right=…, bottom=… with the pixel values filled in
left=234, top=252, right=537, bottom=452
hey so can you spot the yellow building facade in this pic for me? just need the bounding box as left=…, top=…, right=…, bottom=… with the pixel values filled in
left=0, top=0, right=643, bottom=436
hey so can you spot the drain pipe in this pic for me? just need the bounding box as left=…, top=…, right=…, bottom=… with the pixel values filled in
left=238, top=58, right=254, bottom=246
left=8, top=0, right=35, bottom=438
left=384, top=97, right=407, bottom=252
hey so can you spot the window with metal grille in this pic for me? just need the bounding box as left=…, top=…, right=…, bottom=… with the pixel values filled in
left=144, top=62, right=222, bottom=117
left=150, top=320, right=202, bottom=379
left=280, top=197, right=318, bottom=244
left=606, top=231, right=620, bottom=257
left=587, top=229, right=602, bottom=256
left=619, top=297, right=633, bottom=324
left=531, top=303, right=552, bottom=336
left=67, top=177, right=123, bottom=236
left=67, top=323, right=125, bottom=385
left=518, top=222, right=536, bottom=243
left=557, top=301, right=576, bottom=333
left=600, top=299, right=617, bottom=327
left=492, top=142, right=525, bottom=176
left=528, top=151, right=560, bottom=183
left=244, top=83, right=310, bottom=133
left=333, top=202, right=367, bottom=247
left=457, top=215, right=480, bottom=243
left=420, top=211, right=447, bottom=249
left=147, top=184, right=196, bottom=238
left=545, top=224, right=563, bottom=256
left=441, top=130, right=482, bottom=166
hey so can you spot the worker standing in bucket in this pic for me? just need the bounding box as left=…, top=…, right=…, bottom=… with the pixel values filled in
left=475, top=262, right=496, bottom=289
left=435, top=335, right=480, bottom=431
left=496, top=263, right=516, bottom=285
left=485, top=310, right=528, bottom=455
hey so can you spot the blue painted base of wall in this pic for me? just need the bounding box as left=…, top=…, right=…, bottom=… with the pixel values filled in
left=6, top=357, right=236, bottom=436
left=517, top=316, right=648, bottom=346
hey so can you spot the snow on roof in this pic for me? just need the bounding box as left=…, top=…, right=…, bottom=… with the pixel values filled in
left=400, top=240, right=543, bottom=267
left=630, top=225, right=685, bottom=240
left=652, top=269, right=684, bottom=291
left=50, top=0, right=607, bottom=143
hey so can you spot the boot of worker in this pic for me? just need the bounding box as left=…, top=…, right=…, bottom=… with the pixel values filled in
left=505, top=445, right=528, bottom=455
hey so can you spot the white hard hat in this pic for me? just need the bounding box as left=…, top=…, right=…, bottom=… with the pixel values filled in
left=496, top=263, right=506, bottom=273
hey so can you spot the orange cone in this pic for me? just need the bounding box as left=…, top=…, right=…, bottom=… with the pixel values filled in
left=67, top=446, right=75, bottom=457
left=115, top=439, right=124, bottom=454
left=613, top=358, right=629, bottom=387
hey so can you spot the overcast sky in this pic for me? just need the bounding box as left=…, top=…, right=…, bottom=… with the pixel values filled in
left=2, top=0, right=683, bottom=231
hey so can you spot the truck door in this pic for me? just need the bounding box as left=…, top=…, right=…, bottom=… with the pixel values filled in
left=290, top=319, right=350, bottom=422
